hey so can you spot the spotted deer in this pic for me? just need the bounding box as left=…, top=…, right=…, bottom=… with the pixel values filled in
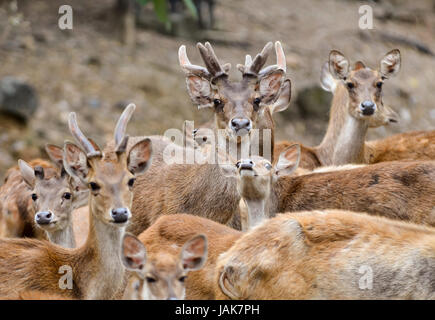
left=179, top=41, right=290, bottom=162
left=0, top=105, right=152, bottom=299
left=121, top=232, right=208, bottom=300
left=215, top=210, right=435, bottom=299
left=275, top=49, right=402, bottom=169
left=136, top=214, right=242, bottom=300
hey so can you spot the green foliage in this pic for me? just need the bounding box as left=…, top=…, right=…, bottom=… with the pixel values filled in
left=136, top=0, right=197, bottom=29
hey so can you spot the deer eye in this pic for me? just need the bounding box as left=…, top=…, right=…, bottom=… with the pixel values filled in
left=264, top=163, right=272, bottom=170
left=146, top=277, right=156, bottom=283
left=376, top=81, right=383, bottom=89
left=128, top=178, right=136, bottom=188
left=213, top=99, right=222, bottom=106
left=346, top=82, right=355, bottom=89
left=179, top=276, right=187, bottom=283
left=89, top=182, right=100, bottom=191
left=63, top=192, right=72, bottom=200
left=31, top=193, right=38, bottom=201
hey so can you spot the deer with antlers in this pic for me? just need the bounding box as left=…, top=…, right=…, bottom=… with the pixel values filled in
left=127, top=42, right=291, bottom=235
left=215, top=210, right=435, bottom=299
left=0, top=104, right=152, bottom=299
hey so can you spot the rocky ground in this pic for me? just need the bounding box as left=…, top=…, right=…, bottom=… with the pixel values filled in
left=0, top=0, right=434, bottom=179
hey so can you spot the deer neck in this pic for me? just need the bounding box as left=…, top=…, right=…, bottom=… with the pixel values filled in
left=317, top=85, right=368, bottom=165
left=46, top=223, right=76, bottom=249
left=77, top=202, right=126, bottom=300
left=244, top=198, right=269, bottom=229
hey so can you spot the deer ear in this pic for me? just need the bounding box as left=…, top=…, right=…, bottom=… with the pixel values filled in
left=122, top=233, right=147, bottom=271
left=45, top=144, right=64, bottom=170
left=275, top=144, right=301, bottom=177
left=63, top=142, right=90, bottom=183
left=181, top=234, right=208, bottom=271
left=218, top=266, right=241, bottom=300
left=270, top=79, right=291, bottom=114
left=320, top=61, right=337, bottom=92
left=186, top=75, right=213, bottom=109
left=380, top=49, right=401, bottom=79
left=329, top=50, right=349, bottom=80
left=18, top=160, right=36, bottom=188
left=127, top=138, right=152, bottom=176
left=259, top=70, right=285, bottom=104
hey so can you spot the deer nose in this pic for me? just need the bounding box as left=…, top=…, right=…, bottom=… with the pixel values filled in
left=111, top=208, right=129, bottom=223
left=230, top=118, right=251, bottom=134
left=35, top=211, right=53, bottom=225
left=360, top=101, right=376, bottom=116
left=236, top=159, right=254, bottom=171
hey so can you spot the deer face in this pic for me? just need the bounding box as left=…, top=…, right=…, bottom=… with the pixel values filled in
left=328, top=49, right=401, bottom=126
left=122, top=234, right=207, bottom=300
left=180, top=42, right=288, bottom=140
left=63, top=104, right=152, bottom=227
left=18, top=162, right=75, bottom=232
left=235, top=156, right=274, bottom=201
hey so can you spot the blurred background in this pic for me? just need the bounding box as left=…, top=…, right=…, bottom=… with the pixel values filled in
left=0, top=0, right=434, bottom=179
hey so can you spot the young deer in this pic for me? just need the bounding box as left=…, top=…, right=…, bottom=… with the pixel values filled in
left=121, top=233, right=208, bottom=300
left=179, top=41, right=290, bottom=161
left=137, top=214, right=242, bottom=300
left=0, top=105, right=152, bottom=299
left=230, top=144, right=435, bottom=227
left=17, top=156, right=86, bottom=248
left=0, top=159, right=57, bottom=239
left=275, top=49, right=402, bottom=169
left=215, top=210, right=435, bottom=299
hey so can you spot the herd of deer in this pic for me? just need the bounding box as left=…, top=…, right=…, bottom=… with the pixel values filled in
left=0, top=41, right=434, bottom=300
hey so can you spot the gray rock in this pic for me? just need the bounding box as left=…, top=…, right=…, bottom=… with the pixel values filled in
left=295, top=85, right=332, bottom=121
left=0, top=77, right=38, bottom=122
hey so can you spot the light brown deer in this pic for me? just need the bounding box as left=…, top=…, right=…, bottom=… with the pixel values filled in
left=275, top=49, right=402, bottom=169
left=17, top=155, right=87, bottom=248
left=179, top=41, right=290, bottom=161
left=0, top=105, right=152, bottom=299
left=121, top=232, right=208, bottom=300
left=215, top=210, right=435, bottom=299
left=0, top=159, right=56, bottom=239
left=137, top=214, right=242, bottom=300
left=127, top=44, right=291, bottom=235
left=230, top=144, right=435, bottom=226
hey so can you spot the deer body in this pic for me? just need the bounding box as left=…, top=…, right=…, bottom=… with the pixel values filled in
left=215, top=210, right=435, bottom=300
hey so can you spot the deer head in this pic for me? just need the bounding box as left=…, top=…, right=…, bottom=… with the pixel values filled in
left=179, top=41, right=287, bottom=140
left=62, top=104, right=152, bottom=227
left=121, top=233, right=208, bottom=300
left=326, top=49, right=401, bottom=126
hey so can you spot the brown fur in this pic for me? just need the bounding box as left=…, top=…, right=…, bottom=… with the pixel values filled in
left=215, top=210, right=435, bottom=299
left=272, top=160, right=435, bottom=226
left=0, top=159, right=55, bottom=239
left=138, top=214, right=241, bottom=299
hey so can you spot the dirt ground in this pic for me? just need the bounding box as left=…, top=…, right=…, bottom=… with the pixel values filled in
left=0, top=0, right=434, bottom=178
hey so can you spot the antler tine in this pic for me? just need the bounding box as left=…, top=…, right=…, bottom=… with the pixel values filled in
left=197, top=42, right=228, bottom=80
left=178, top=45, right=211, bottom=79
left=258, top=41, right=287, bottom=77
left=114, top=103, right=136, bottom=149
left=248, top=42, right=273, bottom=75
left=68, top=113, right=101, bottom=157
